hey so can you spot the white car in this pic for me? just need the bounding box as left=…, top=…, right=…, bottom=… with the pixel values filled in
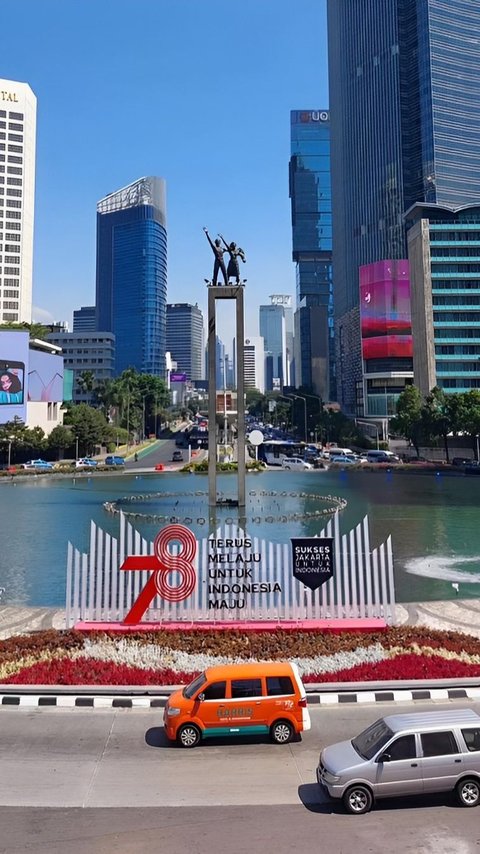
left=281, top=457, right=313, bottom=471
left=330, top=454, right=358, bottom=465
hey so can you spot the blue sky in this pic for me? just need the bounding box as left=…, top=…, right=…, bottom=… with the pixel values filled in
left=2, top=0, right=329, bottom=349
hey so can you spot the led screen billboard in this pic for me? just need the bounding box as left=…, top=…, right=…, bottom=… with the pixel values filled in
left=359, top=260, right=412, bottom=360
left=0, top=330, right=29, bottom=420
left=27, top=349, right=64, bottom=402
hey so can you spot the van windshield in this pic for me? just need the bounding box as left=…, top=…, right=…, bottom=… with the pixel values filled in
left=183, top=672, right=206, bottom=699
left=351, top=719, right=393, bottom=760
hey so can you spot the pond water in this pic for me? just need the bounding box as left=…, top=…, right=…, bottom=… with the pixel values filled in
left=1, top=468, right=479, bottom=606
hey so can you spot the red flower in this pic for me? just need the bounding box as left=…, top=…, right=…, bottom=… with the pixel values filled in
left=302, top=654, right=480, bottom=682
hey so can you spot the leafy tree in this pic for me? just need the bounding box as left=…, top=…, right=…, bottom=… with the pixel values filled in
left=63, top=403, right=109, bottom=456
left=457, top=390, right=480, bottom=459
left=391, top=385, right=424, bottom=456
left=421, top=387, right=460, bottom=463
left=76, top=370, right=96, bottom=399
left=47, top=425, right=74, bottom=459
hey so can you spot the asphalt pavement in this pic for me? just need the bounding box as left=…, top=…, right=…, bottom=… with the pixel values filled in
left=1, top=700, right=479, bottom=853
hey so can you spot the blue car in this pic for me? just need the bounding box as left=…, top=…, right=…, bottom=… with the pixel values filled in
left=105, top=455, right=125, bottom=466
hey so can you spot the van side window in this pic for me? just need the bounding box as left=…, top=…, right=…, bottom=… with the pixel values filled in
left=461, top=728, right=480, bottom=752
left=231, top=678, right=262, bottom=698
left=267, top=676, right=294, bottom=696
left=387, top=735, right=416, bottom=761
left=421, top=731, right=458, bottom=757
left=203, top=681, right=226, bottom=700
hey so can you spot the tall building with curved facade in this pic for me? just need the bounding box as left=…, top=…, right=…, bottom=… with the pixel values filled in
left=96, top=176, right=167, bottom=377
left=328, top=0, right=480, bottom=414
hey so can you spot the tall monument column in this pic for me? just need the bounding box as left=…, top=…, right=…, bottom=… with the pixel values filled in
left=204, top=228, right=246, bottom=508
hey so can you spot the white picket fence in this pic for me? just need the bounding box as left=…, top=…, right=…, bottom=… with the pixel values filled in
left=65, top=512, right=396, bottom=626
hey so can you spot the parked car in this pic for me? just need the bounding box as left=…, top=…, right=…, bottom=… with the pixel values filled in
left=172, top=450, right=184, bottom=462
left=330, top=454, right=358, bottom=465
left=281, top=457, right=313, bottom=471
left=164, top=661, right=310, bottom=748
left=317, top=709, right=480, bottom=815
left=464, top=461, right=480, bottom=475
left=104, top=455, right=125, bottom=466
left=452, top=457, right=473, bottom=467
left=22, top=459, right=53, bottom=470
left=75, top=458, right=98, bottom=469
left=366, top=450, right=400, bottom=463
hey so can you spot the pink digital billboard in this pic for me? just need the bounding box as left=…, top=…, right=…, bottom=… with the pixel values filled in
left=359, top=260, right=412, bottom=360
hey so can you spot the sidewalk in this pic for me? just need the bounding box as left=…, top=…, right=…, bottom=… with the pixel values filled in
left=0, top=599, right=479, bottom=640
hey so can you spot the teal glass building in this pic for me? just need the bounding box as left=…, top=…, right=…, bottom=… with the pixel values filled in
left=407, top=203, right=480, bottom=395
left=327, top=0, right=480, bottom=412
left=289, top=110, right=336, bottom=401
left=96, top=177, right=167, bottom=377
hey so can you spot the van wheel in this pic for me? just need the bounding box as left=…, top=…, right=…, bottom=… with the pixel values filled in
left=343, top=784, right=373, bottom=815
left=284, top=465, right=291, bottom=471
left=177, top=723, right=201, bottom=748
left=456, top=777, right=480, bottom=807
left=271, top=719, right=294, bottom=744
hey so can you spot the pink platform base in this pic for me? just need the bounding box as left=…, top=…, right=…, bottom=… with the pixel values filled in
left=74, top=618, right=387, bottom=633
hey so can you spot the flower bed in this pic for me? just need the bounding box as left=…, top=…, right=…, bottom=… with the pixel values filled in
left=1, top=626, right=480, bottom=686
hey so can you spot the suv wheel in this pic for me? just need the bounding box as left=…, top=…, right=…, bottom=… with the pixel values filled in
left=456, top=777, right=480, bottom=807
left=177, top=723, right=201, bottom=748
left=342, top=784, right=373, bottom=815
left=270, top=719, right=294, bottom=744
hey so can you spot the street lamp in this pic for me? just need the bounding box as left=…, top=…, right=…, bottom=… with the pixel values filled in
left=75, top=435, right=79, bottom=461
left=7, top=435, right=14, bottom=468
left=295, top=392, right=323, bottom=444
left=286, top=393, right=308, bottom=442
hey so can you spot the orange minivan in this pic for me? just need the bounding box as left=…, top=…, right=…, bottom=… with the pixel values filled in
left=163, top=661, right=311, bottom=748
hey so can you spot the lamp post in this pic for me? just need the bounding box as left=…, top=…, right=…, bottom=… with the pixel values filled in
left=142, top=394, right=149, bottom=442
left=296, top=392, right=323, bottom=444
left=287, top=393, right=308, bottom=442
left=7, top=435, right=14, bottom=468
left=75, top=435, right=79, bottom=461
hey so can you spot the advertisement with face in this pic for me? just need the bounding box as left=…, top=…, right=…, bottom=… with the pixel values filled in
left=0, top=331, right=29, bottom=420
left=359, top=260, right=413, bottom=360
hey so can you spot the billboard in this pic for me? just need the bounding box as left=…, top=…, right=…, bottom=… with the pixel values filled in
left=27, top=349, right=64, bottom=402
left=359, top=260, right=412, bottom=360
left=0, top=330, right=29, bottom=420
left=170, top=372, right=187, bottom=383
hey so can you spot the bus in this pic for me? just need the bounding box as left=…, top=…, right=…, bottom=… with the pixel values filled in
left=258, top=439, right=306, bottom=466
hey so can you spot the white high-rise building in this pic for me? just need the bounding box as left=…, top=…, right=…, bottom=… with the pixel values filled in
left=0, top=79, right=37, bottom=323
left=243, top=336, right=265, bottom=393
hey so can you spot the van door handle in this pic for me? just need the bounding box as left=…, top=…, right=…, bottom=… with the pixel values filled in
left=255, top=701, right=261, bottom=705
left=454, top=759, right=462, bottom=763
left=411, top=763, right=418, bottom=767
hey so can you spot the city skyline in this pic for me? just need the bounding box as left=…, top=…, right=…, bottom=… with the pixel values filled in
left=0, top=0, right=329, bottom=346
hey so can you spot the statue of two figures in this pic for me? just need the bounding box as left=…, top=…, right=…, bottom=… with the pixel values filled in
left=203, top=227, right=246, bottom=286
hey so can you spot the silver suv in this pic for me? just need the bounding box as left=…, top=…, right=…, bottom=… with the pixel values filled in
left=317, top=709, right=480, bottom=814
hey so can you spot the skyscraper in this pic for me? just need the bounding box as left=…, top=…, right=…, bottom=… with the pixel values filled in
left=289, top=110, right=335, bottom=400
left=166, top=302, right=204, bottom=381
left=0, top=79, right=36, bottom=324
left=73, top=305, right=96, bottom=332
left=259, top=299, right=287, bottom=390
left=96, top=176, right=167, bottom=376
left=328, top=0, right=480, bottom=413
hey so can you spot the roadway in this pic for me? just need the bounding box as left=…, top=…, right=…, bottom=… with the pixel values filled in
left=1, top=700, right=479, bottom=853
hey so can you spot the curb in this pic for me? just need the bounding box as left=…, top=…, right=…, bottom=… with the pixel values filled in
left=2, top=686, right=480, bottom=709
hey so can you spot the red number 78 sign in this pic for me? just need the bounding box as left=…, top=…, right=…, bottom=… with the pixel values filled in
left=119, top=524, right=197, bottom=624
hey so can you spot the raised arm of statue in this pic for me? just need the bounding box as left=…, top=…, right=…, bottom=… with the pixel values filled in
left=203, top=227, right=215, bottom=252
left=218, top=234, right=229, bottom=250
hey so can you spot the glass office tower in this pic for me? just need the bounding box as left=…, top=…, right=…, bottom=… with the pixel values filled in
left=327, top=0, right=480, bottom=412
left=96, top=176, right=167, bottom=377
left=289, top=110, right=335, bottom=400
left=166, top=302, right=204, bottom=381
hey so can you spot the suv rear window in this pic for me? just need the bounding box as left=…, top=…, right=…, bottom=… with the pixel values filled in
left=461, top=728, right=480, bottom=752
left=267, top=676, right=294, bottom=695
